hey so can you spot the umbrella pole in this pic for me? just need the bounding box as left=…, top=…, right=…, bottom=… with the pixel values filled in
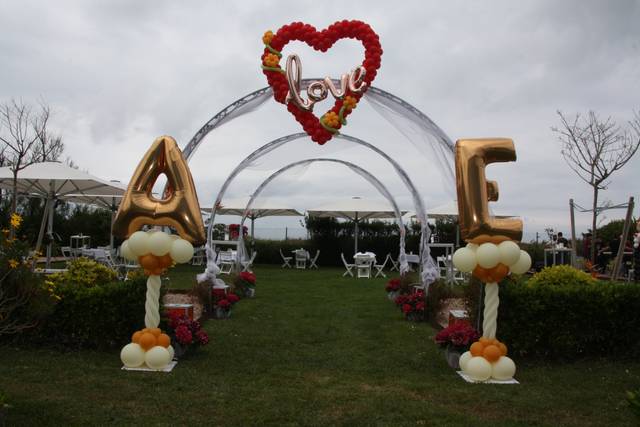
left=45, top=195, right=55, bottom=269
left=110, top=197, right=116, bottom=250
left=33, top=196, right=51, bottom=270
left=354, top=213, right=359, bottom=254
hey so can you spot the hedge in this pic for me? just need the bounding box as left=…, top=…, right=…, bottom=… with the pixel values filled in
left=493, top=267, right=640, bottom=359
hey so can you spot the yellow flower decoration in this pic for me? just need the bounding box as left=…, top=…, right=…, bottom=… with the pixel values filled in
left=10, top=213, right=22, bottom=229
left=343, top=96, right=358, bottom=110
left=322, top=111, right=341, bottom=128
left=1, top=229, right=9, bottom=235
left=262, top=30, right=274, bottom=45
left=264, top=53, right=280, bottom=68
left=8, top=259, right=19, bottom=269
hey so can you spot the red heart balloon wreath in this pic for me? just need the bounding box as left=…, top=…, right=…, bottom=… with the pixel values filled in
left=261, top=20, right=382, bottom=145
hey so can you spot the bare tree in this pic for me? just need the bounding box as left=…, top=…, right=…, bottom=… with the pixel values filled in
left=0, top=99, right=64, bottom=215
left=553, top=110, right=640, bottom=263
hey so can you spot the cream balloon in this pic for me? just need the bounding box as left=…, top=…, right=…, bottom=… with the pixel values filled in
left=465, top=356, right=492, bottom=381
left=466, top=243, right=479, bottom=252
left=452, top=248, right=477, bottom=272
left=120, top=343, right=145, bottom=368
left=128, top=231, right=150, bottom=256
left=120, top=241, right=136, bottom=261
left=510, top=251, right=532, bottom=275
left=148, top=231, right=173, bottom=256
left=476, top=243, right=500, bottom=269
left=458, top=351, right=472, bottom=371
left=498, top=241, right=521, bottom=266
left=145, top=346, right=171, bottom=370
left=167, top=345, right=175, bottom=361
left=170, top=239, right=194, bottom=264
left=491, top=356, right=516, bottom=380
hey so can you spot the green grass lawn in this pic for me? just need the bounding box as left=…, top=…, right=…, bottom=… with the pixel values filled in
left=1, top=265, right=639, bottom=426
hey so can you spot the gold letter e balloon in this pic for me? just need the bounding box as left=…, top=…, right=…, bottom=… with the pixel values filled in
left=114, top=136, right=206, bottom=371
left=452, top=138, right=531, bottom=382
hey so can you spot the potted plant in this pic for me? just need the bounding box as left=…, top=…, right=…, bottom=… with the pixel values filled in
left=234, top=271, right=256, bottom=298
left=213, top=292, right=239, bottom=319
left=166, top=311, right=210, bottom=359
left=394, top=291, right=426, bottom=322
left=385, top=278, right=401, bottom=300
left=434, top=322, right=480, bottom=369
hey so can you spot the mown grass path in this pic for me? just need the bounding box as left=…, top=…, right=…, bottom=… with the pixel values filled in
left=1, top=265, right=639, bottom=426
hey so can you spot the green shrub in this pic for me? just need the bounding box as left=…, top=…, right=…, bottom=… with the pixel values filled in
left=29, top=275, right=160, bottom=349
left=496, top=277, right=640, bottom=359
left=47, top=258, right=118, bottom=288
left=527, top=265, right=596, bottom=288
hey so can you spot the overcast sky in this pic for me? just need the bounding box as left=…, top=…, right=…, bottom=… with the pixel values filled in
left=1, top=0, right=639, bottom=241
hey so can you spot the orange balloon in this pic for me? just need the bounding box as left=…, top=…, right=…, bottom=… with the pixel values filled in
left=139, top=254, right=160, bottom=271
left=138, top=332, right=157, bottom=351
left=479, top=337, right=490, bottom=345
left=149, top=328, right=161, bottom=337
left=483, top=345, right=502, bottom=362
left=131, top=331, right=143, bottom=343
left=142, top=328, right=150, bottom=333
left=497, top=342, right=508, bottom=356
left=158, top=254, right=173, bottom=269
left=473, top=266, right=492, bottom=282
left=470, top=341, right=485, bottom=357
left=157, top=333, right=171, bottom=348
left=489, top=338, right=500, bottom=347
left=490, top=263, right=510, bottom=283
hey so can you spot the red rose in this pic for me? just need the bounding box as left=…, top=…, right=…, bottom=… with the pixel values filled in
left=217, top=299, right=231, bottom=309
left=196, top=330, right=209, bottom=345
left=227, top=293, right=240, bottom=304
left=175, top=325, right=193, bottom=345
left=416, top=301, right=425, bottom=311
left=402, top=303, right=412, bottom=314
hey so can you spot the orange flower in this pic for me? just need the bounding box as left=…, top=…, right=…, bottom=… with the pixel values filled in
left=343, top=96, right=357, bottom=110
left=262, top=30, right=274, bottom=45
left=263, top=53, right=280, bottom=68
left=322, top=111, right=341, bottom=128
left=8, top=259, right=19, bottom=269
left=10, top=213, right=22, bottom=229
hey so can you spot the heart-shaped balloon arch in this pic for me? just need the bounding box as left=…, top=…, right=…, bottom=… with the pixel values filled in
left=261, top=20, right=382, bottom=145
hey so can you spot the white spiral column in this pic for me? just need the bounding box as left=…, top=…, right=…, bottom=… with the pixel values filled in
left=145, top=275, right=161, bottom=328
left=482, top=282, right=499, bottom=339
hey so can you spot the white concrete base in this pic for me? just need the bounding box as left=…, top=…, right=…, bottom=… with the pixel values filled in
left=121, top=361, right=177, bottom=372
left=457, top=370, right=519, bottom=384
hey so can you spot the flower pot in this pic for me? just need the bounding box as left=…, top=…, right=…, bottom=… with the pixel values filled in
left=215, top=306, right=231, bottom=319
left=245, top=287, right=255, bottom=298
left=173, top=342, right=188, bottom=360
left=445, top=347, right=462, bottom=369
left=387, top=291, right=398, bottom=301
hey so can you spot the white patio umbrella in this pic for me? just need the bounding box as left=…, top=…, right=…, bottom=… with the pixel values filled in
left=0, top=162, right=126, bottom=268
left=202, top=196, right=303, bottom=239
left=306, top=196, right=408, bottom=253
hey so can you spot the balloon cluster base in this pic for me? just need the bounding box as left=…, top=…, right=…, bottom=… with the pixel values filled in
left=121, top=360, right=178, bottom=373
left=456, top=370, right=518, bottom=385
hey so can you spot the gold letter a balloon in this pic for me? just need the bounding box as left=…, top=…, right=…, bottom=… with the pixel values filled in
left=112, top=136, right=206, bottom=245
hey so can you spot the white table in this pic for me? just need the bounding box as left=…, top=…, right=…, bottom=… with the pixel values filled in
left=544, top=247, right=572, bottom=267
left=292, top=249, right=309, bottom=269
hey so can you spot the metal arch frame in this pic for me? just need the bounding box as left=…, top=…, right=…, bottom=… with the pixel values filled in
left=205, top=132, right=439, bottom=284
left=235, top=157, right=410, bottom=274
left=181, top=80, right=455, bottom=160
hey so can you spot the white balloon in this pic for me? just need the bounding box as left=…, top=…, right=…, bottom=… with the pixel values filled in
left=128, top=231, right=150, bottom=256
left=510, top=251, right=532, bottom=275
left=466, top=243, right=479, bottom=252
left=148, top=231, right=173, bottom=256
left=476, top=243, right=500, bottom=269
left=452, top=248, right=477, bottom=272
left=120, top=241, right=136, bottom=261
left=498, top=241, right=521, bottom=266
left=170, top=239, right=194, bottom=264
left=167, top=345, right=175, bottom=361
left=458, top=351, right=472, bottom=371
left=492, top=356, right=516, bottom=380
left=465, top=356, right=492, bottom=381
left=120, top=343, right=145, bottom=368
left=145, top=346, right=171, bottom=370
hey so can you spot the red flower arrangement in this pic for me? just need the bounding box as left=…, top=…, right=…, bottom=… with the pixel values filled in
left=385, top=278, right=401, bottom=293
left=234, top=271, right=257, bottom=298
left=394, top=290, right=426, bottom=321
left=213, top=292, right=240, bottom=313
left=167, top=311, right=209, bottom=349
left=434, top=322, right=479, bottom=351
left=228, top=224, right=248, bottom=240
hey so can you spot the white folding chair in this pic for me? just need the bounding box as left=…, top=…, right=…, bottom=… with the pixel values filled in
left=341, top=253, right=355, bottom=277
left=386, top=253, right=399, bottom=272
left=191, top=246, right=205, bottom=266
left=241, top=251, right=257, bottom=272
left=308, top=250, right=320, bottom=269
left=374, top=256, right=387, bottom=278
left=218, top=250, right=235, bottom=274
left=280, top=249, right=292, bottom=268
left=61, top=246, right=72, bottom=259
left=355, top=255, right=372, bottom=278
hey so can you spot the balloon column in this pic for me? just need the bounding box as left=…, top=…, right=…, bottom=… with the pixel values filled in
left=113, top=136, right=206, bottom=370
left=452, top=139, right=532, bottom=382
